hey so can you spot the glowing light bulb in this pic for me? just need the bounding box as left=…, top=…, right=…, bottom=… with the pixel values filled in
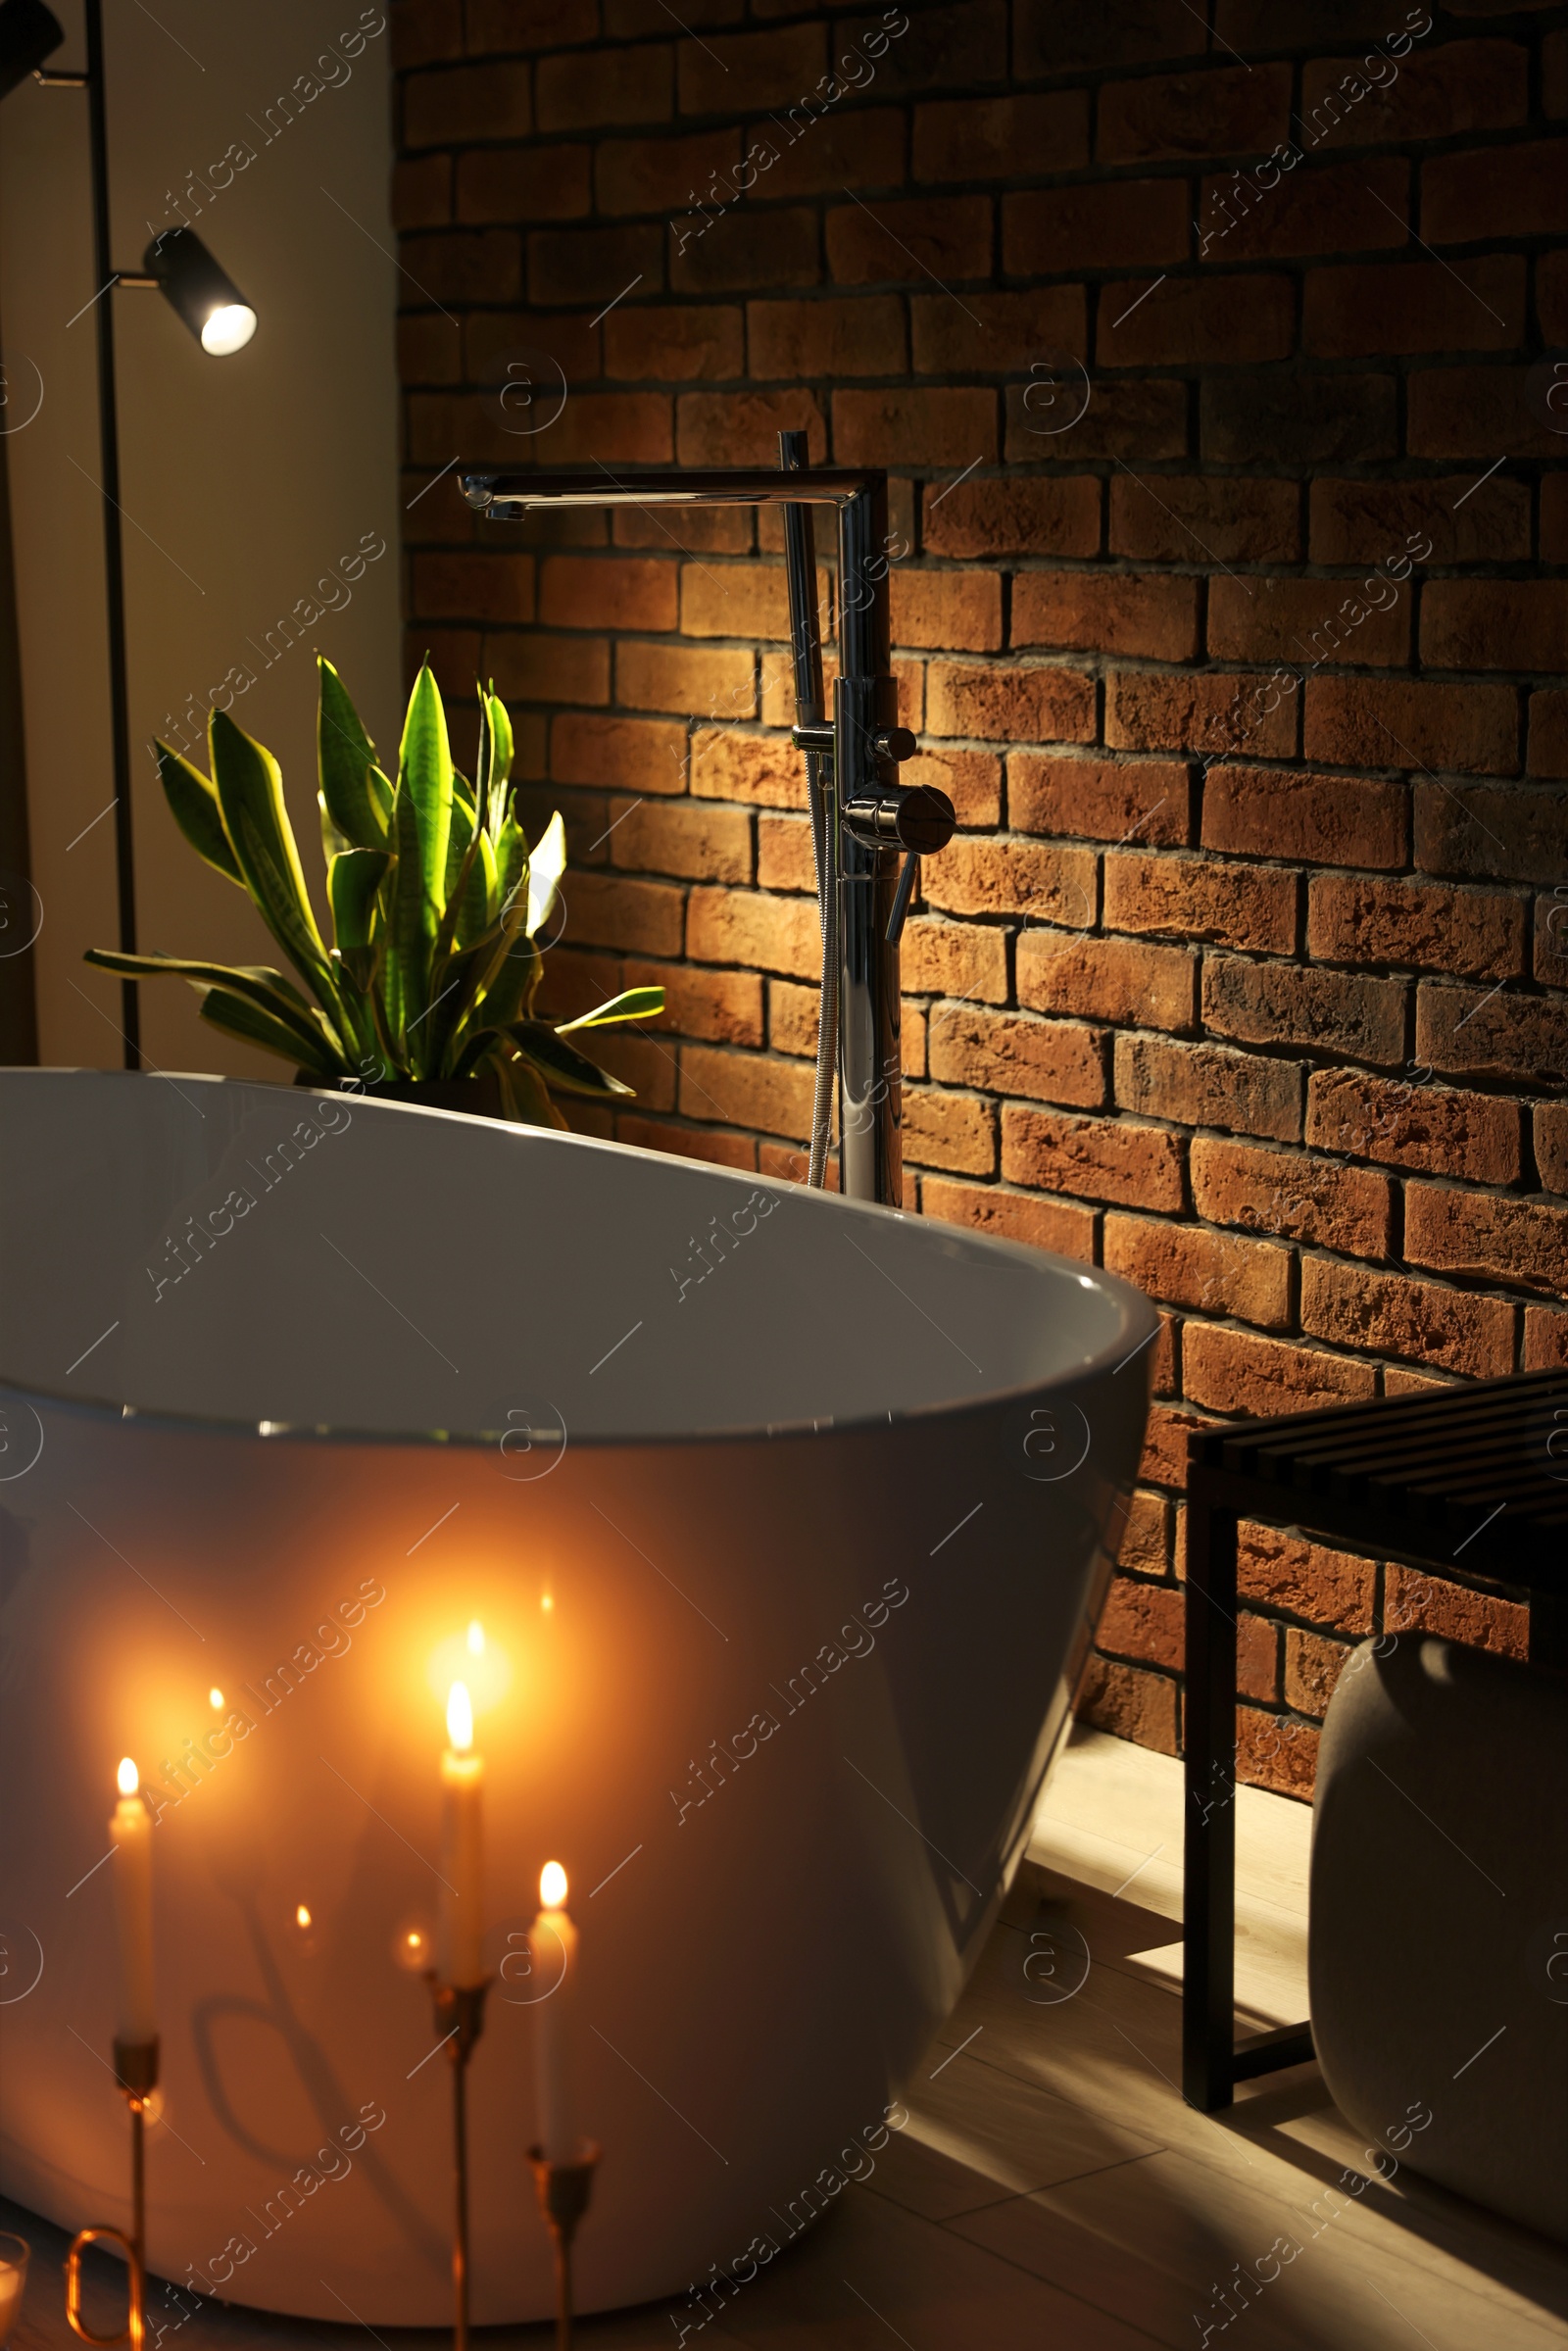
left=446, top=1681, right=473, bottom=1753
left=466, top=1620, right=484, bottom=1656
left=540, top=1860, right=567, bottom=1909
left=200, top=302, right=256, bottom=356
left=117, top=1756, right=139, bottom=1798
left=209, top=1687, right=224, bottom=1710
left=295, top=1904, right=312, bottom=1930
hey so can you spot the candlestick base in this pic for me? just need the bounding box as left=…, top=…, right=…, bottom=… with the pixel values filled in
left=67, top=2047, right=160, bottom=2348
left=421, top=1977, right=491, bottom=2351
left=526, top=2144, right=601, bottom=2351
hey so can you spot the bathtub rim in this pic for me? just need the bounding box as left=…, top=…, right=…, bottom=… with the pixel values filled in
left=0, top=1065, right=1158, bottom=1454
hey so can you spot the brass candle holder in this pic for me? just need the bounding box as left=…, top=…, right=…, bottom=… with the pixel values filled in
left=526, top=2144, right=601, bottom=2351
left=423, top=1975, right=490, bottom=2351
left=65, top=2037, right=159, bottom=2351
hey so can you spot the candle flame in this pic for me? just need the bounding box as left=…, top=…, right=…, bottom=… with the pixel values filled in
left=540, top=1860, right=567, bottom=1909
left=541, top=1592, right=554, bottom=1613
left=446, top=1681, right=473, bottom=1752
left=117, top=1756, right=139, bottom=1797
left=466, top=1619, right=484, bottom=1655
left=295, top=1904, right=312, bottom=1930
left=209, top=1687, right=224, bottom=1710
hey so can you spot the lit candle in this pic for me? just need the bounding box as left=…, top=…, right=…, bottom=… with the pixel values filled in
left=438, top=1681, right=485, bottom=1987
left=111, top=1758, right=156, bottom=2046
left=531, top=1861, right=579, bottom=2162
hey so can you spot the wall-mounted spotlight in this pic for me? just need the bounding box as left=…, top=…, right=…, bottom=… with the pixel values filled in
left=142, top=227, right=257, bottom=358
left=0, top=0, right=63, bottom=102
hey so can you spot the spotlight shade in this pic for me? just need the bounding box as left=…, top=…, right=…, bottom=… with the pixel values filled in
left=0, top=0, right=64, bottom=101
left=142, top=227, right=256, bottom=357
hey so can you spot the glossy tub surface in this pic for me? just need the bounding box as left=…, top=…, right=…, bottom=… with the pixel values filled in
left=0, top=1070, right=1153, bottom=2322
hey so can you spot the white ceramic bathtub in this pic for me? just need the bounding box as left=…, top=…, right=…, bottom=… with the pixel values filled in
left=0, top=1070, right=1154, bottom=2324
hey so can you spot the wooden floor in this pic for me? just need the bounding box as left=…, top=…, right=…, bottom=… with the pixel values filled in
left=10, top=1730, right=1565, bottom=2351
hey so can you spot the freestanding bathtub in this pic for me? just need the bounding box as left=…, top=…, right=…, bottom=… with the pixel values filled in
left=0, top=1070, right=1154, bottom=2324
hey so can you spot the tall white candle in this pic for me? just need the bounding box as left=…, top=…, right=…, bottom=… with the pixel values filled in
left=531, top=1861, right=579, bottom=2162
left=111, top=1758, right=156, bottom=2045
left=438, top=1682, right=485, bottom=1987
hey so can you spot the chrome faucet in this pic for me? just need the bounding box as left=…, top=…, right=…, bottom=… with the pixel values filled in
left=461, top=442, right=956, bottom=1209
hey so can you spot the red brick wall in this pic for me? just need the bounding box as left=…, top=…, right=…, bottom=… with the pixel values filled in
left=392, top=0, right=1567, bottom=1797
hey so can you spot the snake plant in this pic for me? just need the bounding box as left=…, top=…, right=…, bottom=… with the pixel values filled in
left=85, top=659, right=661, bottom=1124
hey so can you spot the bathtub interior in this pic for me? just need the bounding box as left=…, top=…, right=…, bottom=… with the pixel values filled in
left=0, top=1071, right=1143, bottom=1439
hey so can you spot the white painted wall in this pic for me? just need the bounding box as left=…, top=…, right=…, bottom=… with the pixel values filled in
left=0, top=0, right=399, bottom=1076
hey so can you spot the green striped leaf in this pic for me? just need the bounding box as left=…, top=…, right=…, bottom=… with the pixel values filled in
left=557, top=986, right=665, bottom=1033
left=156, top=741, right=243, bottom=887
left=317, top=657, right=388, bottom=852
left=510, top=1019, right=634, bottom=1099
left=398, top=661, right=454, bottom=920
left=198, top=986, right=338, bottom=1075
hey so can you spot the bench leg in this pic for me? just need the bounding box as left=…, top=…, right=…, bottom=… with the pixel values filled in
left=1183, top=1497, right=1238, bottom=2112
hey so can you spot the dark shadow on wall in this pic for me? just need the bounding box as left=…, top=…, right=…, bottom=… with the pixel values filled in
left=0, top=287, right=36, bottom=1065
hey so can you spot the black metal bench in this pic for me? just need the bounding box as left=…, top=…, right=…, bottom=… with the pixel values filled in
left=1182, top=1363, right=1568, bottom=2113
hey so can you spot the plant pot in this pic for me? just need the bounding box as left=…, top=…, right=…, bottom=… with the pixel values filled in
left=293, top=1071, right=510, bottom=1119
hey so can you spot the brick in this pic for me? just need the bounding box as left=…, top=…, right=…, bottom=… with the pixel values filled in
left=757, top=816, right=813, bottom=895
left=394, top=0, right=464, bottom=71
left=680, top=563, right=790, bottom=643
left=1306, top=1068, right=1522, bottom=1186
left=1003, top=180, right=1188, bottom=273
left=1423, top=581, right=1568, bottom=676
left=484, top=631, right=609, bottom=706
left=1551, top=27, right=1568, bottom=118
left=928, top=663, right=1095, bottom=747
left=539, top=555, right=677, bottom=635
left=1238, top=1523, right=1373, bottom=1636
left=1098, top=1572, right=1183, bottom=1675
left=670, top=207, right=819, bottom=295
left=1114, top=1033, right=1302, bottom=1143
left=1013, top=571, right=1199, bottom=664
left=1201, top=373, right=1396, bottom=466
left=398, top=312, right=463, bottom=388
left=608, top=798, right=750, bottom=884
left=1142, top=1402, right=1207, bottom=1490
left=619, top=1112, right=757, bottom=1168
left=1384, top=1564, right=1529, bottom=1662
left=902, top=918, right=1008, bottom=1004
left=537, top=45, right=673, bottom=130
left=824, top=194, right=990, bottom=290
left=1190, top=1138, right=1392, bottom=1255
left=746, top=107, right=905, bottom=200
left=395, top=154, right=452, bottom=231
left=1530, top=693, right=1568, bottom=780
left=676, top=388, right=825, bottom=467
left=911, top=287, right=1087, bottom=377
left=1410, top=1185, right=1568, bottom=1298
left=402, top=227, right=522, bottom=305
left=468, top=0, right=597, bottom=46
left=891, top=570, right=1004, bottom=654
left=902, top=1088, right=996, bottom=1175
left=561, top=871, right=683, bottom=958
left=1308, top=874, right=1524, bottom=984
left=748, top=295, right=905, bottom=381
left=623, top=959, right=761, bottom=1048
left=1284, top=1630, right=1354, bottom=1721
left=551, top=712, right=687, bottom=796
left=1207, top=575, right=1408, bottom=670
left=617, top=642, right=754, bottom=720
left=922, top=838, right=1097, bottom=923
left=526, top=222, right=665, bottom=310
left=686, top=887, right=819, bottom=981
left=1106, top=674, right=1296, bottom=762
left=1105, top=1212, right=1291, bottom=1329
left=1010, top=755, right=1191, bottom=848
left=1005, top=378, right=1189, bottom=466
left=405, top=63, right=531, bottom=148
left=1424, top=139, right=1568, bottom=245
left=1108, top=474, right=1298, bottom=564
left=903, top=749, right=1002, bottom=829
left=1106, top=851, right=1295, bottom=955
left=1100, top=272, right=1294, bottom=369
left=1525, top=1305, right=1568, bottom=1369
left=924, top=478, right=1101, bottom=563
left=606, top=0, right=741, bottom=29
left=1413, top=780, right=1568, bottom=888
left=1538, top=894, right=1568, bottom=989
left=834, top=387, right=997, bottom=469
left=1234, top=1705, right=1318, bottom=1803
left=1075, top=1654, right=1177, bottom=1757
left=1002, top=1106, right=1184, bottom=1210
left=1539, top=1102, right=1568, bottom=1197
left=839, top=2, right=1008, bottom=97
left=1309, top=475, right=1530, bottom=565
left=1409, top=367, right=1568, bottom=464
left=1019, top=932, right=1196, bottom=1032
left=675, top=18, right=823, bottom=112
left=596, top=129, right=738, bottom=217
left=1416, top=982, right=1568, bottom=1087
left=767, top=979, right=821, bottom=1057
left=411, top=552, right=535, bottom=627
left=456, top=146, right=593, bottom=225
left=1237, top=1613, right=1281, bottom=1705
left=604, top=303, right=745, bottom=383
left=1202, top=954, right=1405, bottom=1065
left=1304, top=677, right=1517, bottom=778
left=690, top=726, right=806, bottom=809
left=1301, top=1258, right=1515, bottom=1381
left=678, top=1045, right=813, bottom=1139
left=913, top=91, right=1088, bottom=181
left=928, top=1006, right=1105, bottom=1109
left=1306, top=256, right=1524, bottom=361
left=1219, top=0, right=1432, bottom=36
left=465, top=307, right=603, bottom=390
left=1185, top=1324, right=1376, bottom=1418
left=1201, top=766, right=1404, bottom=869
left=537, top=388, right=676, bottom=467
left=1016, top=0, right=1198, bottom=73
left=1104, top=62, right=1289, bottom=164
left=1300, top=39, right=1526, bottom=148
left=1115, top=1490, right=1172, bottom=1577
left=1199, top=157, right=1409, bottom=264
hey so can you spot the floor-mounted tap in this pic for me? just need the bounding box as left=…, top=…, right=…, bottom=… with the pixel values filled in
left=461, top=446, right=956, bottom=1209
